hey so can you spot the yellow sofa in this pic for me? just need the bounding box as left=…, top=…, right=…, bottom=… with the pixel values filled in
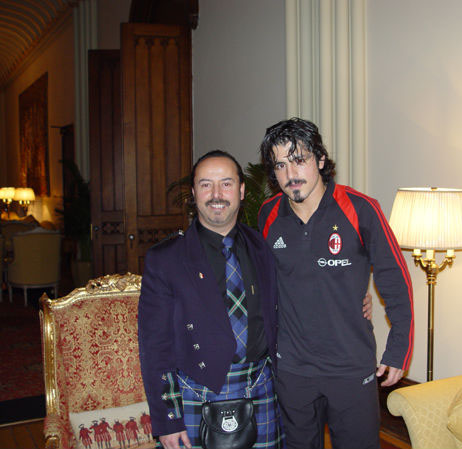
left=387, top=375, right=462, bottom=449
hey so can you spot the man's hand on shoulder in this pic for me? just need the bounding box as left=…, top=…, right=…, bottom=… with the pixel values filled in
left=376, top=364, right=404, bottom=387
left=363, top=292, right=373, bottom=321
left=159, top=430, right=192, bottom=449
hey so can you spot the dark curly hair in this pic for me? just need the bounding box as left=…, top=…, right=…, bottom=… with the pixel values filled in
left=259, top=117, right=336, bottom=187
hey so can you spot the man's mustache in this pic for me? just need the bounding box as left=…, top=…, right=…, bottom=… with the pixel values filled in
left=206, top=199, right=230, bottom=207
left=285, top=179, right=307, bottom=188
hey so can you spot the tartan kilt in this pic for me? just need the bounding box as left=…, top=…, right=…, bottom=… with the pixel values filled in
left=157, top=357, right=285, bottom=448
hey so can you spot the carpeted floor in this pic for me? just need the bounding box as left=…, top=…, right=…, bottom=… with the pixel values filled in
left=0, top=257, right=75, bottom=425
left=0, top=291, right=44, bottom=402
left=0, top=288, right=48, bottom=424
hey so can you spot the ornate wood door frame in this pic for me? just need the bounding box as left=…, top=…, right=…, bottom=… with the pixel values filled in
left=89, top=50, right=127, bottom=277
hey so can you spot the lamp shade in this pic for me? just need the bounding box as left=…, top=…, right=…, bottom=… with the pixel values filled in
left=389, top=187, right=462, bottom=250
left=0, top=187, right=15, bottom=201
left=13, top=187, right=35, bottom=203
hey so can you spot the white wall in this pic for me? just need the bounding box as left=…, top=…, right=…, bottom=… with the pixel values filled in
left=98, top=0, right=131, bottom=49
left=368, top=0, right=462, bottom=382
left=192, top=0, right=287, bottom=167
left=193, top=0, right=462, bottom=383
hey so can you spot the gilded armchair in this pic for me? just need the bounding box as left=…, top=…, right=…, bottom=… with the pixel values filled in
left=40, top=273, right=148, bottom=449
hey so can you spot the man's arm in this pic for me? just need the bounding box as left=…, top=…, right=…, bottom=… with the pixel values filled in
left=361, top=197, right=414, bottom=377
left=367, top=290, right=404, bottom=386
left=138, top=248, right=186, bottom=437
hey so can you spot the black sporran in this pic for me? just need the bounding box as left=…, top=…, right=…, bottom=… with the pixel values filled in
left=199, top=397, right=257, bottom=449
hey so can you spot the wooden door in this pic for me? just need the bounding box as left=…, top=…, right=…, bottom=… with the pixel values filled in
left=88, top=50, right=127, bottom=277
left=121, top=24, right=192, bottom=274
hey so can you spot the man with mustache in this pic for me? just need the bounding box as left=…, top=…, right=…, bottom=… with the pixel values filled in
left=258, top=118, right=414, bottom=449
left=138, top=151, right=284, bottom=448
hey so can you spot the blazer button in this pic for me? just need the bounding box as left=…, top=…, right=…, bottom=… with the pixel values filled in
left=168, top=412, right=175, bottom=419
left=198, top=361, right=206, bottom=369
left=186, top=323, right=194, bottom=331
left=161, top=393, right=168, bottom=400
left=193, top=344, right=200, bottom=350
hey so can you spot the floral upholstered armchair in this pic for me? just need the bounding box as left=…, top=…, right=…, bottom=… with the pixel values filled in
left=40, top=273, right=151, bottom=449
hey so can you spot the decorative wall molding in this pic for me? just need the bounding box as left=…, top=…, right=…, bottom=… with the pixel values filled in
left=73, top=0, right=98, bottom=181
left=285, top=0, right=367, bottom=191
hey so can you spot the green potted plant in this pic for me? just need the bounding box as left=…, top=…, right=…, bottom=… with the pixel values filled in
left=55, top=159, right=92, bottom=287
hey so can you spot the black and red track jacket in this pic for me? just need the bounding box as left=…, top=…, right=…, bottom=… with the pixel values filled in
left=258, top=180, right=414, bottom=378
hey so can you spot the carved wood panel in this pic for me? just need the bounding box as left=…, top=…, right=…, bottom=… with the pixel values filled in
left=121, top=24, right=192, bottom=274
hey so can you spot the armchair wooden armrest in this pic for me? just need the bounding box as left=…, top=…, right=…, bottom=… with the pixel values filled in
left=43, top=413, right=75, bottom=449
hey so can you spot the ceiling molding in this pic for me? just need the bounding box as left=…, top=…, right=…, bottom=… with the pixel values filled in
left=0, top=0, right=82, bottom=87
left=4, top=8, right=73, bottom=88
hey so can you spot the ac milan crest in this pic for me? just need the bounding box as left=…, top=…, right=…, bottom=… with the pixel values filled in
left=328, top=233, right=342, bottom=255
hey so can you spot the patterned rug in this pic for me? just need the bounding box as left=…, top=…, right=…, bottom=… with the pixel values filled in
left=0, top=290, right=45, bottom=403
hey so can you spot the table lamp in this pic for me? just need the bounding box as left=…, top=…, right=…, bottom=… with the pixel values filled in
left=0, top=187, right=16, bottom=218
left=14, top=187, right=35, bottom=214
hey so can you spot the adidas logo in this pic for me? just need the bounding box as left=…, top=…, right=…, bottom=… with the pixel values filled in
left=273, top=237, right=287, bottom=249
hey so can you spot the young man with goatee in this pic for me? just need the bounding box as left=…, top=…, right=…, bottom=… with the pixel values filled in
left=258, top=118, right=414, bottom=449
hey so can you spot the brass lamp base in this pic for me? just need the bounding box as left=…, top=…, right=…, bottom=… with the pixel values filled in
left=412, top=249, right=455, bottom=381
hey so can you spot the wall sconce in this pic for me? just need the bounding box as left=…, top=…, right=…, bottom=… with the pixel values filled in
left=0, top=187, right=16, bottom=218
left=13, top=187, right=35, bottom=214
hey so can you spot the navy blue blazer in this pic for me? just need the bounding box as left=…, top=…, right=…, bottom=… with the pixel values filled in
left=138, top=219, right=279, bottom=436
